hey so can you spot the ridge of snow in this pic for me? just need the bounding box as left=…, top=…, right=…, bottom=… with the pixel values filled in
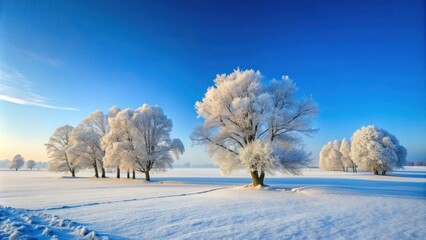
left=0, top=206, right=109, bottom=240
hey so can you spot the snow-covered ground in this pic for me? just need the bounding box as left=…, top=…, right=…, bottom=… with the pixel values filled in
left=1, top=167, right=425, bottom=239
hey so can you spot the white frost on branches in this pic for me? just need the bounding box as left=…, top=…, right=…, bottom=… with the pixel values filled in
left=46, top=125, right=78, bottom=177
left=340, top=138, right=356, bottom=171
left=46, top=105, right=183, bottom=180
left=131, top=105, right=185, bottom=180
left=350, top=125, right=406, bottom=174
left=192, top=69, right=317, bottom=186
left=9, top=154, right=24, bottom=171
left=26, top=160, right=36, bottom=170
left=102, top=105, right=184, bottom=181
left=319, top=140, right=354, bottom=171
left=67, top=125, right=104, bottom=178
left=102, top=106, right=129, bottom=170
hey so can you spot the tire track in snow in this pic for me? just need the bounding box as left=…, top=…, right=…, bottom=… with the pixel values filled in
left=32, top=187, right=228, bottom=212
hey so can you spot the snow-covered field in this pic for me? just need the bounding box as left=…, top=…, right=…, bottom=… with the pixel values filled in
left=1, top=167, right=425, bottom=239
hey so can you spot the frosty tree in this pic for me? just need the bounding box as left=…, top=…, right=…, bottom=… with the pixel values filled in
left=340, top=138, right=356, bottom=172
left=319, top=141, right=344, bottom=171
left=319, top=139, right=357, bottom=172
left=131, top=104, right=185, bottom=181
left=67, top=110, right=110, bottom=178
left=26, top=160, right=36, bottom=170
left=350, top=125, right=407, bottom=175
left=102, top=107, right=137, bottom=179
left=46, top=125, right=78, bottom=177
left=9, top=154, right=25, bottom=171
left=67, top=126, right=104, bottom=178
left=319, top=141, right=334, bottom=170
left=192, top=69, right=317, bottom=186
left=101, top=106, right=123, bottom=178
left=102, top=105, right=184, bottom=181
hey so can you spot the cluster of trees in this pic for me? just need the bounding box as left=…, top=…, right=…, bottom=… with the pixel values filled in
left=320, top=125, right=407, bottom=175
left=42, top=69, right=412, bottom=184
left=319, top=139, right=357, bottom=172
left=46, top=104, right=184, bottom=181
left=6, top=154, right=37, bottom=171
left=406, top=161, right=426, bottom=166
left=191, top=69, right=318, bottom=186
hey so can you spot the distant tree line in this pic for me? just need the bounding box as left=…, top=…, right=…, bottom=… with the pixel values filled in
left=320, top=125, right=407, bottom=175
left=46, top=104, right=184, bottom=181
left=0, top=154, right=46, bottom=170
left=406, top=161, right=426, bottom=166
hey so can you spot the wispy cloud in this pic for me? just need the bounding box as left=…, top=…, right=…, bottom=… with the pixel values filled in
left=7, top=44, right=63, bottom=67
left=22, top=50, right=62, bottom=67
left=0, top=65, right=78, bottom=111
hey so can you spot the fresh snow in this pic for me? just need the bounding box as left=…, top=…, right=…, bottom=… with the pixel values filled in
left=1, top=167, right=425, bottom=239
left=0, top=206, right=108, bottom=239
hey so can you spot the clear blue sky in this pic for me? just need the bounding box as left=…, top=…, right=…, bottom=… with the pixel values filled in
left=0, top=0, right=425, bottom=163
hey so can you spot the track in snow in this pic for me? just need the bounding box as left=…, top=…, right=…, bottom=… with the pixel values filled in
left=0, top=206, right=114, bottom=240
left=32, top=187, right=228, bottom=212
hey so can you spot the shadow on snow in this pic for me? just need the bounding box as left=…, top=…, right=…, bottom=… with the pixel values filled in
left=152, top=175, right=426, bottom=199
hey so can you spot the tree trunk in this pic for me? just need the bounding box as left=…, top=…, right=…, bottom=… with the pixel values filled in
left=382, top=170, right=386, bottom=175
left=15, top=168, right=17, bottom=171
left=101, top=168, right=106, bottom=178
left=71, top=169, right=75, bottom=177
left=127, top=170, right=130, bottom=179
left=94, top=165, right=99, bottom=178
left=250, top=171, right=262, bottom=187
left=259, top=171, right=265, bottom=186
left=145, top=171, right=150, bottom=181
left=132, top=170, right=136, bottom=179
left=373, top=169, right=379, bottom=175
left=116, top=167, right=120, bottom=178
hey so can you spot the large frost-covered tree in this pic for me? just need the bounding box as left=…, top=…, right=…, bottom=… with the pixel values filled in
left=46, top=125, right=78, bottom=177
left=191, top=69, right=317, bottom=186
left=26, top=160, right=36, bottom=170
left=9, top=154, right=24, bottom=171
left=350, top=125, right=407, bottom=175
left=131, top=104, right=185, bottom=181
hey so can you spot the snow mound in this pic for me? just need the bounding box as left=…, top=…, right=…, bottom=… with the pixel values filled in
left=41, top=227, right=51, bottom=235
left=0, top=206, right=109, bottom=239
left=237, top=184, right=296, bottom=192
left=80, top=226, right=89, bottom=235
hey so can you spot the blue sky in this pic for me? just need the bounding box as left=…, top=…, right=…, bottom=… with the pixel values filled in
left=0, top=0, right=425, bottom=163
